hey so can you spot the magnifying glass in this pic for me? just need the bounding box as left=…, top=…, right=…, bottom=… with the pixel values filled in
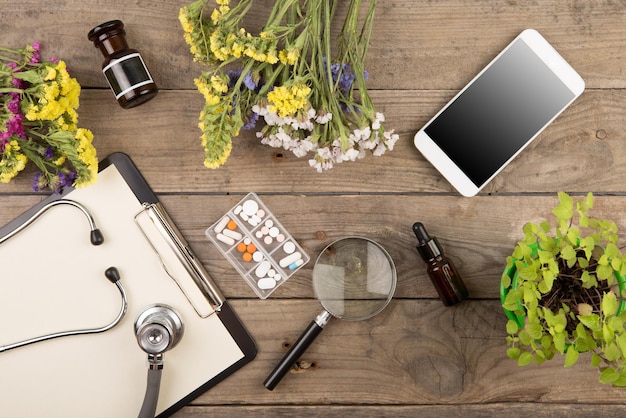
left=264, top=236, right=397, bottom=390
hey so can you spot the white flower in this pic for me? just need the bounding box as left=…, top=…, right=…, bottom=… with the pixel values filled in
left=315, top=111, right=332, bottom=124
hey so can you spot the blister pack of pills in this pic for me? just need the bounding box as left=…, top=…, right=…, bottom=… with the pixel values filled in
left=206, top=193, right=310, bottom=299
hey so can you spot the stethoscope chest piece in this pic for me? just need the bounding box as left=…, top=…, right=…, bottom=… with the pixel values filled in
left=135, top=304, right=184, bottom=358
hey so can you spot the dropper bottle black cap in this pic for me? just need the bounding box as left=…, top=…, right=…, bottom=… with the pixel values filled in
left=412, top=222, right=469, bottom=306
left=413, top=222, right=442, bottom=262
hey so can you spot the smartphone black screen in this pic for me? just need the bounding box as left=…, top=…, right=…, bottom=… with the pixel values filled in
left=424, top=39, right=576, bottom=187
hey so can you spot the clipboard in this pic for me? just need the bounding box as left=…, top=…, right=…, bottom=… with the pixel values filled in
left=0, top=153, right=256, bottom=417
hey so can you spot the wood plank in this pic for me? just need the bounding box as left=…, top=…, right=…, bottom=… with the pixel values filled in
left=1, top=1, right=624, bottom=89
left=1, top=88, right=624, bottom=194
left=165, top=299, right=626, bottom=406
left=171, top=404, right=626, bottom=418
left=3, top=194, right=626, bottom=299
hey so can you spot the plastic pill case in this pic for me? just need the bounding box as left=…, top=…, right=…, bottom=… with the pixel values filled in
left=206, top=193, right=310, bottom=299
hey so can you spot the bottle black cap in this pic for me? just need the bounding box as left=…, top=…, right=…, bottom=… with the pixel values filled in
left=413, top=222, right=442, bottom=261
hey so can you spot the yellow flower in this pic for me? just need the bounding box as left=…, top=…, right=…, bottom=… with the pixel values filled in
left=0, top=141, right=28, bottom=183
left=204, top=141, right=232, bottom=169
left=267, top=84, right=311, bottom=117
left=44, top=66, right=56, bottom=81
left=279, top=48, right=300, bottom=65
left=73, top=128, right=99, bottom=188
left=178, top=7, right=194, bottom=33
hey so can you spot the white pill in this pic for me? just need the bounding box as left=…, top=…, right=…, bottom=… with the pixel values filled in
left=264, top=236, right=273, bottom=245
left=244, top=237, right=251, bottom=245
left=249, top=215, right=261, bottom=226
left=269, top=227, right=279, bottom=237
left=252, top=251, right=263, bottom=262
left=258, top=277, right=276, bottom=290
left=267, top=269, right=276, bottom=277
left=255, top=231, right=263, bottom=239
left=279, top=251, right=302, bottom=268
left=261, top=226, right=269, bottom=235
left=216, top=233, right=235, bottom=246
left=240, top=213, right=249, bottom=221
left=283, top=241, right=296, bottom=254
left=255, top=260, right=272, bottom=278
left=222, top=228, right=242, bottom=240
left=274, top=274, right=283, bottom=281
left=213, top=216, right=230, bottom=233
left=276, top=234, right=285, bottom=243
left=234, top=205, right=243, bottom=215
left=264, top=219, right=274, bottom=228
left=257, top=209, right=266, bottom=218
left=242, top=199, right=259, bottom=216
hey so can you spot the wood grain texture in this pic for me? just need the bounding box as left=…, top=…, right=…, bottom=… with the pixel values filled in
left=2, top=0, right=626, bottom=416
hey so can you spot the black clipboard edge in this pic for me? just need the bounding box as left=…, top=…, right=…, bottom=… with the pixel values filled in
left=160, top=301, right=258, bottom=417
left=0, top=152, right=258, bottom=417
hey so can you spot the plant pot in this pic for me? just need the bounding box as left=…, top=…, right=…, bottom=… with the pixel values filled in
left=500, top=244, right=626, bottom=328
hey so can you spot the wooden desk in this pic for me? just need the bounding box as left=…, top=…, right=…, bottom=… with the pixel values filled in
left=2, top=1, right=626, bottom=416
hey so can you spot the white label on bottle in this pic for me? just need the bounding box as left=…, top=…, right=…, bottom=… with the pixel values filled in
left=102, top=53, right=154, bottom=99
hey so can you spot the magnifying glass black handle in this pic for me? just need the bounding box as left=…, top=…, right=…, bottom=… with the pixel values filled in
left=264, top=314, right=329, bottom=391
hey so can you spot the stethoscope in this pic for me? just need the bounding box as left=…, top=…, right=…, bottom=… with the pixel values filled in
left=0, top=198, right=185, bottom=418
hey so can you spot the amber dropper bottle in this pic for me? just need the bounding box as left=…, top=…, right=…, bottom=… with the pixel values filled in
left=88, top=20, right=158, bottom=108
left=413, top=222, right=469, bottom=306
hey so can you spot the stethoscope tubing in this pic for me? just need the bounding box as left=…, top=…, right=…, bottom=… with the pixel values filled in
left=0, top=199, right=100, bottom=245
left=0, top=279, right=128, bottom=353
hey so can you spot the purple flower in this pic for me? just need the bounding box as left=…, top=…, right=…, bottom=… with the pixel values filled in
left=7, top=114, right=25, bottom=139
left=45, top=146, right=53, bottom=159
left=31, top=173, right=44, bottom=192
left=30, top=42, right=41, bottom=64
left=243, top=72, right=258, bottom=90
left=8, top=93, right=21, bottom=114
left=227, top=69, right=242, bottom=89
left=242, top=111, right=259, bottom=130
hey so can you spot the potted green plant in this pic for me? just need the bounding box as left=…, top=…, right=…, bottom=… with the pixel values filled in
left=501, top=192, right=626, bottom=385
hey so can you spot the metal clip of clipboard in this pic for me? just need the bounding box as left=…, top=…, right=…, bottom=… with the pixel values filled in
left=134, top=202, right=224, bottom=318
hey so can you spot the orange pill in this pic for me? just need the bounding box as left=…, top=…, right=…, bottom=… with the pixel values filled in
left=227, top=220, right=238, bottom=230
left=247, top=243, right=257, bottom=253
left=242, top=252, right=253, bottom=262
left=237, top=242, right=247, bottom=253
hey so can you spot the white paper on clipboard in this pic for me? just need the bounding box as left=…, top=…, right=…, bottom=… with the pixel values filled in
left=0, top=161, right=251, bottom=417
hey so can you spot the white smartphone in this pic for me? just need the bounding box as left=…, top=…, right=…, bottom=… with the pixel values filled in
left=414, top=29, right=585, bottom=197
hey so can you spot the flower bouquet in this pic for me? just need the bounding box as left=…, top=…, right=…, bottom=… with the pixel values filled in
left=0, top=42, right=98, bottom=192
left=179, top=0, right=398, bottom=171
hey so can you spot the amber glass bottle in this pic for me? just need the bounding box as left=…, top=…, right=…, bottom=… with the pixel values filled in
left=88, top=20, right=158, bottom=108
left=413, top=222, right=469, bottom=306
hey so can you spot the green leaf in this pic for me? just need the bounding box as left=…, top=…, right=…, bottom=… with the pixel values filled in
left=617, top=333, right=626, bottom=357
left=517, top=352, right=534, bottom=366
left=605, top=342, right=621, bottom=362
left=579, top=314, right=601, bottom=331
left=564, top=345, right=579, bottom=367
left=600, top=367, right=620, bottom=384
left=501, top=272, right=511, bottom=289
left=526, top=323, right=543, bottom=340
left=506, top=320, right=519, bottom=335
left=603, top=323, right=615, bottom=344
left=506, top=347, right=521, bottom=360
left=591, top=353, right=601, bottom=367
left=553, top=192, right=574, bottom=222
left=602, top=292, right=618, bottom=317
left=597, top=265, right=613, bottom=280
left=553, top=333, right=566, bottom=353
left=502, top=289, right=523, bottom=311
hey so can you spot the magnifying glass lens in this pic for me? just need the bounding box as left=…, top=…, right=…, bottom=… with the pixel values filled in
left=314, top=239, right=396, bottom=320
